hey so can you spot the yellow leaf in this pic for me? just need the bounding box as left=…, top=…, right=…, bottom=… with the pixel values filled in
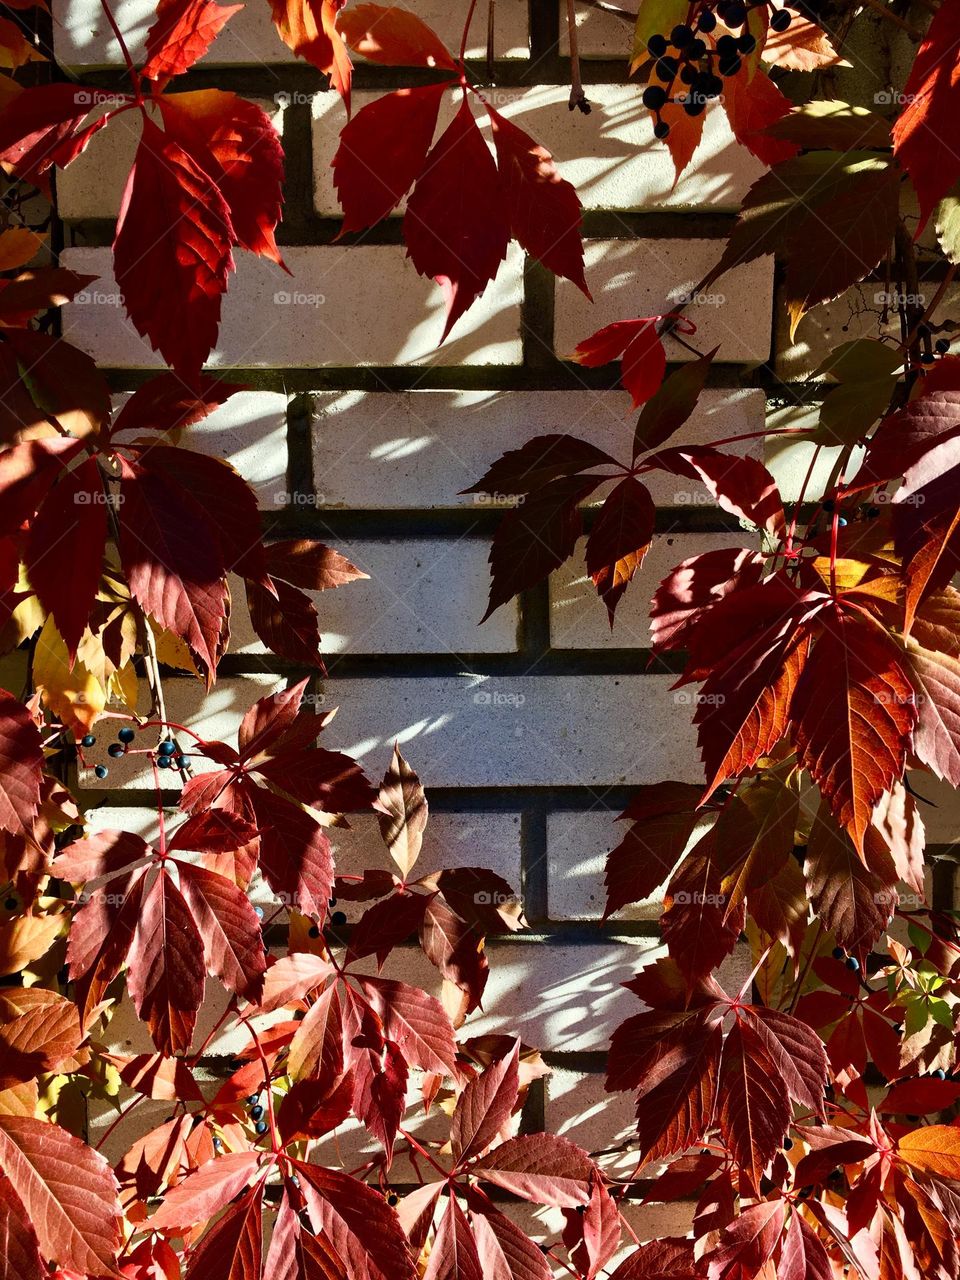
left=33, top=615, right=106, bottom=732
left=109, top=661, right=140, bottom=713
left=0, top=910, right=64, bottom=977
left=899, top=1125, right=960, bottom=1179
left=150, top=621, right=199, bottom=675
left=0, top=1081, right=37, bottom=1117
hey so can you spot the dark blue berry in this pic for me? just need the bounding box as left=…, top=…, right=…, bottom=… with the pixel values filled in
left=783, top=1137, right=793, bottom=1150
left=718, top=55, right=742, bottom=75
left=670, top=23, right=694, bottom=45
left=845, top=956, right=860, bottom=972
left=697, top=8, right=717, bottom=31
left=654, top=120, right=670, bottom=139
left=933, top=1069, right=947, bottom=1080
left=175, top=755, right=188, bottom=770
left=251, top=1104, right=264, bottom=1120
left=308, top=925, right=321, bottom=938
left=716, top=33, right=739, bottom=54
left=737, top=32, right=756, bottom=52
left=81, top=734, right=96, bottom=748
left=331, top=910, right=347, bottom=926
left=643, top=84, right=668, bottom=109
left=4, top=897, right=18, bottom=911
left=254, top=906, right=264, bottom=919
left=246, top=1094, right=260, bottom=1105
left=157, top=756, right=172, bottom=769
left=107, top=744, right=125, bottom=758
left=687, top=37, right=707, bottom=58
left=724, top=1, right=747, bottom=24
left=94, top=765, right=108, bottom=779
left=920, top=352, right=936, bottom=365
left=118, top=726, right=135, bottom=743
left=387, top=1193, right=398, bottom=1205
left=770, top=7, right=792, bottom=30
left=655, top=55, right=679, bottom=81
left=647, top=33, right=668, bottom=55
left=158, top=739, right=177, bottom=756
left=832, top=946, right=845, bottom=960
left=936, top=338, right=951, bottom=353
left=837, top=517, right=848, bottom=527
left=255, top=1120, right=268, bottom=1135
left=682, top=96, right=706, bottom=116
left=680, top=65, right=698, bottom=84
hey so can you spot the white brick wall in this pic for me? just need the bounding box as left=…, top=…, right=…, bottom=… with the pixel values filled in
left=54, top=0, right=530, bottom=66
left=555, top=240, right=775, bottom=364
left=312, top=86, right=765, bottom=215
left=45, top=0, right=960, bottom=1187
left=61, top=246, right=525, bottom=367
left=309, top=389, right=764, bottom=508
left=227, top=537, right=521, bottom=655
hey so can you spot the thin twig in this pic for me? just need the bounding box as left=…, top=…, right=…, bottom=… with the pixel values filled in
left=565, top=0, right=591, bottom=113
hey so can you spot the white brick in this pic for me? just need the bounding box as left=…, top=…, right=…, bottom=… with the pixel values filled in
left=60, top=246, right=524, bottom=367
left=546, top=1068, right=638, bottom=1174
left=54, top=0, right=528, bottom=67
left=549, top=532, right=751, bottom=651
left=312, top=85, right=764, bottom=216
left=82, top=806, right=522, bottom=913
left=546, top=809, right=713, bottom=921
left=57, top=101, right=283, bottom=220
left=227, top=537, right=520, bottom=655
left=310, top=388, right=764, bottom=508
left=319, top=674, right=701, bottom=787
left=555, top=240, right=774, bottom=364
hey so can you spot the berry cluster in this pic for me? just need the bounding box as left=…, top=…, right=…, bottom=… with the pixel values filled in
left=79, top=725, right=188, bottom=780
left=641, top=2, right=794, bottom=136
left=246, top=1093, right=269, bottom=1137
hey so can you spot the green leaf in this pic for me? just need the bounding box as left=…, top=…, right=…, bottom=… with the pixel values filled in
left=633, top=347, right=718, bottom=458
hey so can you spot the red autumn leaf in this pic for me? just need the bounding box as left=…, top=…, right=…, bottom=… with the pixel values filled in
left=481, top=473, right=601, bottom=621
left=803, top=800, right=898, bottom=961
left=464, top=434, right=618, bottom=500
left=333, top=83, right=447, bottom=236
left=585, top=476, right=656, bottom=622
left=0, top=689, right=43, bottom=835
left=789, top=611, right=917, bottom=853
left=468, top=1198, right=554, bottom=1280
left=158, top=90, right=285, bottom=265
left=472, top=1134, right=597, bottom=1207
left=570, top=318, right=668, bottom=408
left=716, top=1019, right=792, bottom=1193
left=149, top=1151, right=260, bottom=1232
left=0, top=1113, right=121, bottom=1276
left=892, top=0, right=960, bottom=231
left=268, top=0, right=352, bottom=105
left=246, top=576, right=325, bottom=670
left=25, top=457, right=106, bottom=660
left=705, top=1200, right=784, bottom=1278
left=650, top=547, right=765, bottom=655
left=650, top=447, right=785, bottom=537
left=266, top=539, right=368, bottom=591
left=293, top=1160, right=418, bottom=1280
left=0, top=83, right=113, bottom=185
left=486, top=106, right=588, bottom=297
left=184, top=1183, right=264, bottom=1280
left=126, top=868, right=206, bottom=1055
left=405, top=97, right=510, bottom=342
left=110, top=371, right=245, bottom=438
left=177, top=862, right=266, bottom=1000
left=777, top=1212, right=833, bottom=1280
left=0, top=989, right=82, bottom=1088
left=119, top=458, right=228, bottom=676
left=114, top=117, right=235, bottom=380
left=0, top=1172, right=44, bottom=1280
left=356, top=974, right=458, bottom=1076
left=338, top=4, right=457, bottom=69
left=451, top=1040, right=520, bottom=1163
left=246, top=784, right=335, bottom=918
left=604, top=787, right=704, bottom=918
left=722, top=65, right=798, bottom=166
left=0, top=267, right=97, bottom=326
left=142, top=0, right=243, bottom=84
left=423, top=1194, right=483, bottom=1280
